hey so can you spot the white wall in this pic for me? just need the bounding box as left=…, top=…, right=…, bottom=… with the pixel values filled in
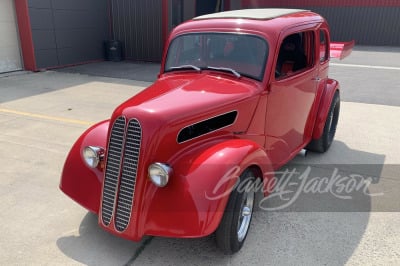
left=0, top=0, right=22, bottom=73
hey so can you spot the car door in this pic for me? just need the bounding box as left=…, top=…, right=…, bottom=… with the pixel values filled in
left=265, top=29, right=319, bottom=167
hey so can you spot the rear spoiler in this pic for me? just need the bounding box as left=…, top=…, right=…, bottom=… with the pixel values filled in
left=330, top=40, right=355, bottom=60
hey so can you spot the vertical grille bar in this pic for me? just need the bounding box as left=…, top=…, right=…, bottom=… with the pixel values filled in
left=101, top=116, right=126, bottom=226
left=115, top=119, right=142, bottom=231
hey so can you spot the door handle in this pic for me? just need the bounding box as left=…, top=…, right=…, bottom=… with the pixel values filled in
left=312, top=77, right=321, bottom=81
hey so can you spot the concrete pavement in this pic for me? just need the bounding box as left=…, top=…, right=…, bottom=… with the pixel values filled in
left=0, top=72, right=151, bottom=265
left=0, top=46, right=400, bottom=265
left=57, top=61, right=161, bottom=83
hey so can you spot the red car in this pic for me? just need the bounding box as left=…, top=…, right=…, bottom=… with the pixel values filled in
left=60, top=9, right=353, bottom=253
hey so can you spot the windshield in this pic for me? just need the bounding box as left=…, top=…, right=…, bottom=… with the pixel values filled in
left=165, top=33, right=269, bottom=81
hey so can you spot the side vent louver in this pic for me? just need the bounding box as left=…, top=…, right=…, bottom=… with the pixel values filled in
left=177, top=111, right=237, bottom=143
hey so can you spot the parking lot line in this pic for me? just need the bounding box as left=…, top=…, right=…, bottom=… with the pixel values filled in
left=0, top=108, right=93, bottom=126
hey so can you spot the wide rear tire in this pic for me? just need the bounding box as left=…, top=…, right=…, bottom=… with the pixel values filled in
left=307, top=91, right=340, bottom=153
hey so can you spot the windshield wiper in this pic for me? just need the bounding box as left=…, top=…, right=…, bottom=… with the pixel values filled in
left=205, top=66, right=241, bottom=78
left=169, top=65, right=201, bottom=72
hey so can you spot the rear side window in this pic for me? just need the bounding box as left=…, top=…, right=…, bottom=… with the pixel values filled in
left=320, top=30, right=328, bottom=62
left=275, top=31, right=315, bottom=79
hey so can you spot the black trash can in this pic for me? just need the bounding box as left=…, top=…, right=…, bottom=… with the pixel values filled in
left=104, top=40, right=122, bottom=61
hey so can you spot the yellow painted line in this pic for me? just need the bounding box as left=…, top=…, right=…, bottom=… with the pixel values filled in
left=0, top=108, right=93, bottom=126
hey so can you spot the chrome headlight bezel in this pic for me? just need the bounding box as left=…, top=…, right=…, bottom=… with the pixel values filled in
left=148, top=163, right=173, bottom=187
left=82, top=146, right=104, bottom=168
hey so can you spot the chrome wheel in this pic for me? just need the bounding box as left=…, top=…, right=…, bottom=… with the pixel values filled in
left=216, top=169, right=257, bottom=254
left=237, top=184, right=255, bottom=242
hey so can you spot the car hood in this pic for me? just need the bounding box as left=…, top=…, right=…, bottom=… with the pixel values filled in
left=106, top=73, right=263, bottom=191
left=114, top=73, right=261, bottom=125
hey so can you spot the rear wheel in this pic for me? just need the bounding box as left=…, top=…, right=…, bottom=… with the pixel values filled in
left=307, top=91, right=340, bottom=152
left=216, top=169, right=256, bottom=254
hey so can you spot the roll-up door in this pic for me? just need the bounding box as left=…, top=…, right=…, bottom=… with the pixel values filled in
left=0, top=0, right=22, bottom=73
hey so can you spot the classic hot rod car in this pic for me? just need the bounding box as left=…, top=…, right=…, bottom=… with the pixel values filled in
left=60, top=9, right=353, bottom=254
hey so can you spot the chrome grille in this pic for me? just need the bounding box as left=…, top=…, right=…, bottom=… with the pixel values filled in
left=101, top=117, right=126, bottom=226
left=115, top=119, right=142, bottom=231
left=101, top=116, right=142, bottom=231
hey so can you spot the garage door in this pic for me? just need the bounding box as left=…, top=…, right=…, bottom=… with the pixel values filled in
left=110, top=0, right=163, bottom=61
left=0, top=0, right=22, bottom=73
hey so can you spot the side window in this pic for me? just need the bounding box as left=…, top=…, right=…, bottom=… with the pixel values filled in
left=275, top=31, right=315, bottom=79
left=320, top=30, right=328, bottom=62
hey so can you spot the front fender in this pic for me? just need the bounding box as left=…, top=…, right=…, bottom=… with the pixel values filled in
left=140, top=138, right=273, bottom=238
left=59, top=120, right=109, bottom=213
left=312, top=79, right=340, bottom=139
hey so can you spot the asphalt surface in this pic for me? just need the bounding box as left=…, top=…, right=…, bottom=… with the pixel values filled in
left=0, top=46, right=399, bottom=265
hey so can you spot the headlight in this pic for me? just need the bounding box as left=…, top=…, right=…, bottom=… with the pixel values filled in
left=148, top=163, right=172, bottom=187
left=83, top=146, right=104, bottom=168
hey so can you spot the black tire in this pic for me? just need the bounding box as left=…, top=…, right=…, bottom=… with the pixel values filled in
left=215, top=169, right=256, bottom=254
left=307, top=91, right=340, bottom=153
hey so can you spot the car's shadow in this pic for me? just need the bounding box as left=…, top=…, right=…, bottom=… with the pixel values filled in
left=56, top=212, right=149, bottom=265
left=57, top=140, right=392, bottom=265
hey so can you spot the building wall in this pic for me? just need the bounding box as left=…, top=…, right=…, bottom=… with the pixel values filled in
left=110, top=0, right=163, bottom=62
left=241, top=0, right=400, bottom=46
left=28, top=0, right=108, bottom=69
left=304, top=6, right=400, bottom=46
left=0, top=0, right=22, bottom=73
left=16, top=0, right=399, bottom=70
left=183, top=0, right=196, bottom=20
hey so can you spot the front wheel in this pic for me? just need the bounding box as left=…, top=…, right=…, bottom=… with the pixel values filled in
left=307, top=91, right=340, bottom=153
left=215, top=169, right=256, bottom=254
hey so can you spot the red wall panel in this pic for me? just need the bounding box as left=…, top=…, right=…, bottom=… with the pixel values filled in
left=14, top=0, right=37, bottom=71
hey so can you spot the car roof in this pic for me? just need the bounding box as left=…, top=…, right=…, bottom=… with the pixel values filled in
left=170, top=8, right=325, bottom=43
left=193, top=8, right=308, bottom=21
